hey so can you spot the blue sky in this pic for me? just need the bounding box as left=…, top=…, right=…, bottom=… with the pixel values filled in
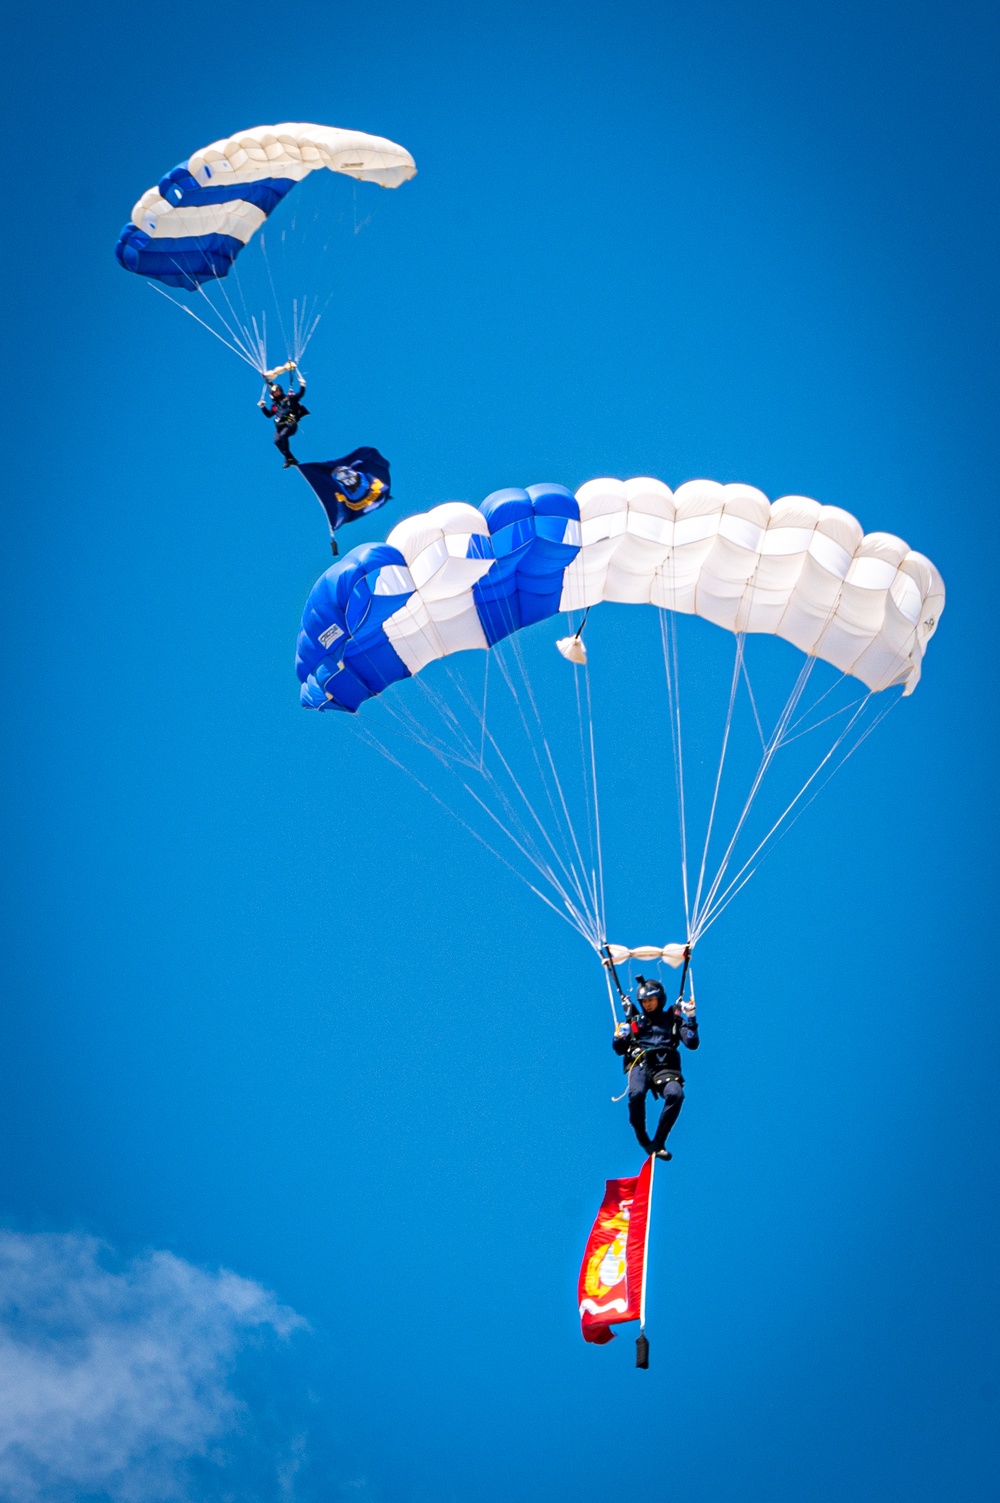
left=1, top=1, right=998, bottom=1498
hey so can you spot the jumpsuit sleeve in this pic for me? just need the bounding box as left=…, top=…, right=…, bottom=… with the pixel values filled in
left=680, top=1014, right=700, bottom=1051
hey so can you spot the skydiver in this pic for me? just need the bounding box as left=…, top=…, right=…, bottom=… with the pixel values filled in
left=613, top=976, right=699, bottom=1160
left=258, top=362, right=309, bottom=468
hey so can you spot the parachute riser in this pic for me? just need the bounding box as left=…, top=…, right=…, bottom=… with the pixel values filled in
left=601, top=943, right=631, bottom=1014
left=675, top=946, right=692, bottom=1008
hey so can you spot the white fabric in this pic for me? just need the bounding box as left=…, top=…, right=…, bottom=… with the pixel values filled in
left=561, top=478, right=944, bottom=694
left=190, top=123, right=416, bottom=190
left=133, top=199, right=267, bottom=244
left=605, top=943, right=688, bottom=968
left=556, top=635, right=588, bottom=664
left=382, top=504, right=496, bottom=674
left=130, top=123, right=416, bottom=239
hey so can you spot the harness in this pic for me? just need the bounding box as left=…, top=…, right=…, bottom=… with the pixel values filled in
left=270, top=392, right=308, bottom=424
left=627, top=1048, right=683, bottom=1092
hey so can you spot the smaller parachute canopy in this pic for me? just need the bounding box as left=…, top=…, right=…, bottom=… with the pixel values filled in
left=116, top=123, right=416, bottom=289
left=556, top=634, right=588, bottom=664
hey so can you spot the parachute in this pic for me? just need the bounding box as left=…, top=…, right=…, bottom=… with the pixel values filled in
left=116, top=123, right=416, bottom=289
left=115, top=123, right=415, bottom=374
left=297, top=478, right=941, bottom=708
left=296, top=477, right=944, bottom=993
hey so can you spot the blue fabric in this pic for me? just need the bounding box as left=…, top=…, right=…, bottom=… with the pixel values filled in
left=115, top=157, right=298, bottom=287
left=472, top=483, right=580, bottom=645
left=296, top=544, right=414, bottom=712
left=157, top=164, right=296, bottom=213
left=296, top=483, right=582, bottom=714
left=115, top=226, right=245, bottom=288
left=298, top=449, right=392, bottom=536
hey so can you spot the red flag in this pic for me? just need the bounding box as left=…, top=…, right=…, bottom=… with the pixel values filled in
left=578, top=1157, right=654, bottom=1345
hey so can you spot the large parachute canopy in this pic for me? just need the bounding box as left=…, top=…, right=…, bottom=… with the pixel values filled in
left=297, top=478, right=942, bottom=713
left=297, top=482, right=942, bottom=990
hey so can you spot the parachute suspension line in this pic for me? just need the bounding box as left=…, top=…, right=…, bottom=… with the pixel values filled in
left=259, top=233, right=293, bottom=368
left=565, top=609, right=604, bottom=948
left=230, top=256, right=266, bottom=369
left=196, top=256, right=268, bottom=371
left=570, top=615, right=596, bottom=880
left=493, top=635, right=602, bottom=937
left=297, top=285, right=334, bottom=365
left=352, top=694, right=598, bottom=947
left=147, top=284, right=263, bottom=373
left=346, top=716, right=597, bottom=946
left=214, top=246, right=267, bottom=370
left=294, top=278, right=339, bottom=366
left=499, top=630, right=587, bottom=883
left=351, top=179, right=381, bottom=238
left=778, top=692, right=871, bottom=748
left=442, top=655, right=595, bottom=923
left=691, top=652, right=818, bottom=942
left=198, top=280, right=261, bottom=371
left=738, top=645, right=767, bottom=752
left=583, top=653, right=609, bottom=947
left=456, top=778, right=600, bottom=946
left=377, top=655, right=602, bottom=947
left=483, top=638, right=605, bottom=947
left=292, top=296, right=312, bottom=366
left=250, top=316, right=268, bottom=376
left=659, top=609, right=691, bottom=935
left=340, top=578, right=605, bottom=950
left=691, top=652, right=818, bottom=931
left=690, top=634, right=746, bottom=932
left=290, top=295, right=319, bottom=367
left=694, top=687, right=899, bottom=941
left=480, top=649, right=489, bottom=773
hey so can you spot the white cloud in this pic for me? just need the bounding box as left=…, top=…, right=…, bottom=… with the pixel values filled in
left=0, top=1231, right=306, bottom=1502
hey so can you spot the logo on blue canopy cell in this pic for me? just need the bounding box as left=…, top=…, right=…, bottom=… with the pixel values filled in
left=318, top=623, right=344, bottom=649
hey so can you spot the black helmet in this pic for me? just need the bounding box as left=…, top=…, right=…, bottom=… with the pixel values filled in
left=635, top=976, right=666, bottom=1007
left=269, top=382, right=283, bottom=395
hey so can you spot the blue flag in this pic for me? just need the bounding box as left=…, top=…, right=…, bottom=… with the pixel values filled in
left=298, top=448, right=392, bottom=545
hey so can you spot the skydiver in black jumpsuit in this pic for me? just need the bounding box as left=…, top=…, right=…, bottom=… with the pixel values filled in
left=258, top=367, right=309, bottom=468
left=613, top=976, right=699, bottom=1159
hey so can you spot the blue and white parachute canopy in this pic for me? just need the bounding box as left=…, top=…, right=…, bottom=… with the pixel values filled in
left=116, top=123, right=416, bottom=290
left=296, top=477, right=945, bottom=713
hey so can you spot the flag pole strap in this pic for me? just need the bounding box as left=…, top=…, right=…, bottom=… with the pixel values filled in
left=636, top=1155, right=655, bottom=1369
